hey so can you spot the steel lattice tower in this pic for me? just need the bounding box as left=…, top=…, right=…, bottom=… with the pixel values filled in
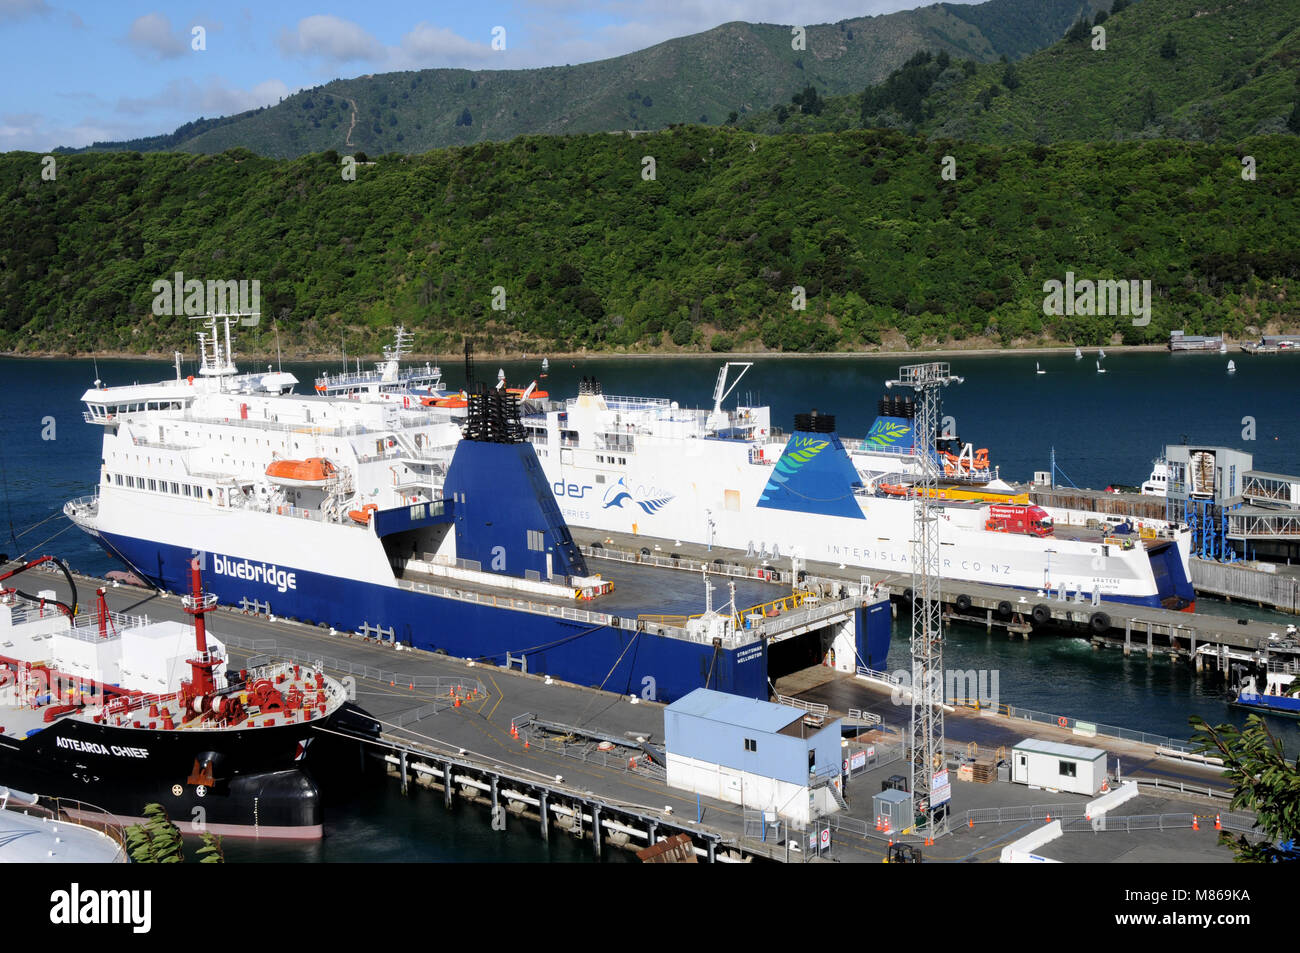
left=888, top=362, right=963, bottom=838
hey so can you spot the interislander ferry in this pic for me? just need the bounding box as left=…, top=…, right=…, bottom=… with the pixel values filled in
left=519, top=365, right=1195, bottom=611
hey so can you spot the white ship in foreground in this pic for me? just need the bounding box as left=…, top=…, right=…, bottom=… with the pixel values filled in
left=63, top=318, right=891, bottom=703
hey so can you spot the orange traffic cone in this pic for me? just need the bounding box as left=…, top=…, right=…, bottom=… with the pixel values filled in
left=1192, top=815, right=1200, bottom=831
left=453, top=697, right=460, bottom=707
left=1215, top=814, right=1221, bottom=830
left=968, top=817, right=974, bottom=829
left=1045, top=814, right=1052, bottom=823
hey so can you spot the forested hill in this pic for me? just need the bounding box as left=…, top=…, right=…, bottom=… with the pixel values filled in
left=3, top=128, right=1295, bottom=357
left=741, top=0, right=1300, bottom=142
left=57, top=0, right=1108, bottom=159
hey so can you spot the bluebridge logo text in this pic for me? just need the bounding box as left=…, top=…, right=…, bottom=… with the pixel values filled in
left=212, top=555, right=298, bottom=592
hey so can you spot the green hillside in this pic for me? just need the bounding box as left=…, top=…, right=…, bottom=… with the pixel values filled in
left=742, top=0, right=1300, bottom=142
left=58, top=0, right=1106, bottom=159
left=4, top=128, right=1295, bottom=358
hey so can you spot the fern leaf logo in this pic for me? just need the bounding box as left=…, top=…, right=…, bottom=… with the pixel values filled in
left=866, top=420, right=910, bottom=446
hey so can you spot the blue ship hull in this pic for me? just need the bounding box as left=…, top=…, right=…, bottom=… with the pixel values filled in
left=1231, top=692, right=1300, bottom=719
left=96, top=531, right=891, bottom=705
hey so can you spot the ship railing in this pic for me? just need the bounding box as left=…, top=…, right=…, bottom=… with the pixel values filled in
left=760, top=597, right=858, bottom=635
left=175, top=413, right=373, bottom=437
left=579, top=545, right=876, bottom=607
left=3, top=792, right=129, bottom=858
left=63, top=494, right=100, bottom=518
left=856, top=667, right=903, bottom=687
left=1266, top=659, right=1300, bottom=674
left=583, top=395, right=671, bottom=410
left=64, top=609, right=151, bottom=640
left=844, top=440, right=915, bottom=457
left=395, top=577, right=750, bottom=648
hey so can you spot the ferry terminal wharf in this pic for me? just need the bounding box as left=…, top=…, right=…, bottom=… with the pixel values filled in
left=19, top=566, right=1252, bottom=863
left=571, top=529, right=1297, bottom=675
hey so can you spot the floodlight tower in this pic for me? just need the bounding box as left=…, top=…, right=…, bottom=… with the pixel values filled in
left=886, top=362, right=963, bottom=838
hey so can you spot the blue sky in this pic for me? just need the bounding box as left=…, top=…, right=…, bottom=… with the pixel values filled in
left=0, top=0, right=976, bottom=151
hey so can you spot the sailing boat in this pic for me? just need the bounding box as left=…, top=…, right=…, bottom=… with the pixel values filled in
left=1036, top=362, right=1046, bottom=375
left=1227, top=360, right=1237, bottom=374
left=1096, top=360, right=1106, bottom=374
left=1074, top=347, right=1082, bottom=359
left=1098, top=348, right=1106, bottom=359
left=540, top=357, right=549, bottom=378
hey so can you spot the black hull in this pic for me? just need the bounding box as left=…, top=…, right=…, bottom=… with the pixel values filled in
left=0, top=704, right=374, bottom=839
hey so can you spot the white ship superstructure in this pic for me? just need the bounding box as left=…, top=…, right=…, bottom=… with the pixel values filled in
left=521, top=366, right=1196, bottom=609
left=66, top=316, right=464, bottom=594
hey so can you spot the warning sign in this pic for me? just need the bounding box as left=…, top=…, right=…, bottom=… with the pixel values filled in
left=931, top=769, right=952, bottom=807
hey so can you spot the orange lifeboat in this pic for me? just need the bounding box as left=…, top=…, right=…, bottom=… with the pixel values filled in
left=880, top=483, right=909, bottom=497
left=507, top=386, right=549, bottom=400
left=265, top=457, right=338, bottom=487
left=348, top=502, right=379, bottom=525
left=433, top=395, right=468, bottom=408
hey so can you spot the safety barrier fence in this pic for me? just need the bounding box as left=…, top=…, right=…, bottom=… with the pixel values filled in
left=964, top=803, right=1090, bottom=826
left=516, top=729, right=666, bottom=778
left=946, top=698, right=1197, bottom=754
left=1061, top=813, right=1194, bottom=833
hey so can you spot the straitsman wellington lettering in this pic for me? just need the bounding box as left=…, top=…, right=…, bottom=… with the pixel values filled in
left=211, top=554, right=297, bottom=592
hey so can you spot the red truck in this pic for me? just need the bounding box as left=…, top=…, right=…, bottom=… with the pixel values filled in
left=985, top=504, right=1054, bottom=537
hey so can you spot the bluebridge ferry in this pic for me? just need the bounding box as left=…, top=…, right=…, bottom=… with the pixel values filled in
left=64, top=319, right=889, bottom=703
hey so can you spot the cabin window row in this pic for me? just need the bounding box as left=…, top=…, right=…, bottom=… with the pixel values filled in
left=108, top=473, right=209, bottom=498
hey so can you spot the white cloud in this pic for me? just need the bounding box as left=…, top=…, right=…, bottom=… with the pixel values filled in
left=473, top=0, right=983, bottom=70
left=394, top=21, right=494, bottom=69
left=0, top=0, right=50, bottom=23
left=277, top=14, right=496, bottom=71
left=0, top=111, right=161, bottom=152
left=125, top=12, right=188, bottom=60
left=115, top=76, right=291, bottom=118
left=277, top=14, right=385, bottom=64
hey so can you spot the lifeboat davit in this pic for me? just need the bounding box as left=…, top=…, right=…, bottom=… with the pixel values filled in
left=348, top=503, right=379, bottom=525
left=265, top=457, right=338, bottom=487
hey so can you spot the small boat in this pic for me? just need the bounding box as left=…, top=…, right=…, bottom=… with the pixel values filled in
left=1074, top=347, right=1082, bottom=359
left=1227, top=360, right=1236, bottom=374
left=1096, top=360, right=1106, bottom=374
left=1098, top=348, right=1106, bottom=359
left=265, top=457, right=338, bottom=487
left=541, top=357, right=549, bottom=378
left=1035, top=362, right=1046, bottom=375
left=1230, top=670, right=1300, bottom=719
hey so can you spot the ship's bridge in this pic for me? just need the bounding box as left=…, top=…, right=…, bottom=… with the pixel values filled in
left=82, top=380, right=196, bottom=425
